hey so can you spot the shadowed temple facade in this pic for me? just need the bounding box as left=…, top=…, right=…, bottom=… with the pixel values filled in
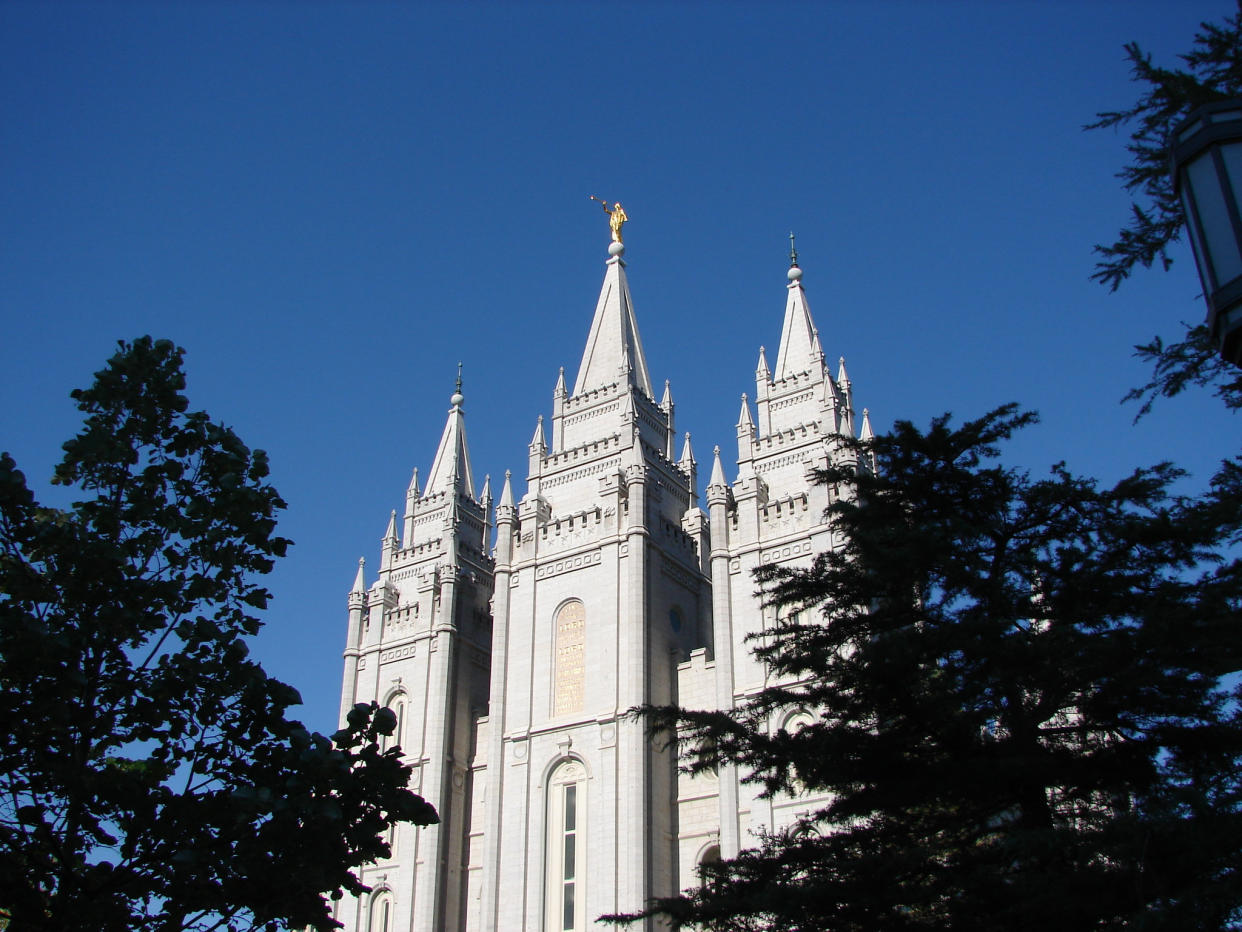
left=333, top=230, right=874, bottom=931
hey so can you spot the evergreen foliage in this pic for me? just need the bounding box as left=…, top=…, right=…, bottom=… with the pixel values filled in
left=0, top=337, right=437, bottom=932
left=610, top=405, right=1242, bottom=930
left=1090, top=4, right=1242, bottom=411
left=1089, top=3, right=1242, bottom=291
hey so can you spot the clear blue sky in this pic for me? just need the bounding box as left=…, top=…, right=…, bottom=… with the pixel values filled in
left=2, top=1, right=1238, bottom=734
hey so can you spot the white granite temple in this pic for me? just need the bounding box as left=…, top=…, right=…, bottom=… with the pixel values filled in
left=333, top=231, right=874, bottom=931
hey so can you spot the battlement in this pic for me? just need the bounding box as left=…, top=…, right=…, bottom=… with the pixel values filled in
left=413, top=487, right=483, bottom=511
left=538, top=505, right=608, bottom=540
left=563, top=379, right=623, bottom=410
left=767, top=366, right=821, bottom=393
left=544, top=433, right=624, bottom=470
left=759, top=492, right=810, bottom=524
left=749, top=419, right=823, bottom=454
left=393, top=537, right=445, bottom=562
left=659, top=516, right=700, bottom=559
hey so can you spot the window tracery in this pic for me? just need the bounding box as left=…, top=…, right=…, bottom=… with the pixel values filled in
left=553, top=600, right=585, bottom=716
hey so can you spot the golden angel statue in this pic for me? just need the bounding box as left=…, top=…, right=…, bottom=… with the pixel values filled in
left=590, top=196, right=628, bottom=243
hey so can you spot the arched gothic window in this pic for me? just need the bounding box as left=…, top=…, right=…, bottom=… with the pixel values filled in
left=553, top=600, right=585, bottom=716
left=779, top=710, right=815, bottom=796
left=698, top=843, right=721, bottom=875
left=380, top=690, right=407, bottom=754
left=696, top=736, right=719, bottom=783
left=775, top=603, right=804, bottom=628
left=781, top=709, right=814, bottom=734
left=546, top=759, right=587, bottom=932
left=368, top=891, right=393, bottom=932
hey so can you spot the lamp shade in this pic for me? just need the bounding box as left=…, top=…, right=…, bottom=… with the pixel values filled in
left=1170, top=99, right=1242, bottom=367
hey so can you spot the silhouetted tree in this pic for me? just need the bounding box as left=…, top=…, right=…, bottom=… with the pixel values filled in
left=1090, top=3, right=1242, bottom=411
left=0, top=337, right=436, bottom=932
left=611, top=406, right=1242, bottom=931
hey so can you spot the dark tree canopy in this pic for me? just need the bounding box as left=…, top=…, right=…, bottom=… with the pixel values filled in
left=0, top=337, right=436, bottom=932
left=1090, top=4, right=1242, bottom=413
left=1090, top=3, right=1242, bottom=290
left=612, top=406, right=1242, bottom=931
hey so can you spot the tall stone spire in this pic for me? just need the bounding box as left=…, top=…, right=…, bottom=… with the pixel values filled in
left=423, top=367, right=476, bottom=499
left=573, top=241, right=654, bottom=398
left=773, top=248, right=820, bottom=381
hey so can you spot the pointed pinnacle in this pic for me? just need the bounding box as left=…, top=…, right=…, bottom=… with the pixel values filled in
left=352, top=557, right=366, bottom=594
left=709, top=445, right=727, bottom=487
left=737, top=393, right=754, bottom=429
left=499, top=469, right=515, bottom=508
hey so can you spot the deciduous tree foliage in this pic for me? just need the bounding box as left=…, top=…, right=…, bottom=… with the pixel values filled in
left=0, top=338, right=436, bottom=932
left=612, top=405, right=1242, bottom=931
left=1090, top=4, right=1242, bottom=412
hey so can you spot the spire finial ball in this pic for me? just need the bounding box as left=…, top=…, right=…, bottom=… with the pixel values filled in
left=787, top=265, right=803, bottom=282
left=608, top=241, right=625, bottom=257
left=451, top=361, right=464, bottom=407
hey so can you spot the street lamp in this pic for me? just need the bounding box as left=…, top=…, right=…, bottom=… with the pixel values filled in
left=1169, top=99, right=1242, bottom=368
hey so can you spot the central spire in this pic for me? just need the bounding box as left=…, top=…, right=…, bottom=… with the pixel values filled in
left=773, top=244, right=821, bottom=381
left=423, top=367, right=476, bottom=499
left=572, top=240, right=654, bottom=398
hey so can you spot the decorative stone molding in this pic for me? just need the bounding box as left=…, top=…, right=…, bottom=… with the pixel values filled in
left=543, top=456, right=623, bottom=490
left=598, top=720, right=617, bottom=748
left=379, top=642, right=418, bottom=665
left=661, top=555, right=700, bottom=594
left=535, top=549, right=602, bottom=580
left=768, top=390, right=815, bottom=411
left=760, top=539, right=813, bottom=564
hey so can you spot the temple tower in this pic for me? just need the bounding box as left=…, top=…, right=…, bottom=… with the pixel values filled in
left=476, top=238, right=710, bottom=931
left=334, top=228, right=873, bottom=932
left=336, top=381, right=494, bottom=932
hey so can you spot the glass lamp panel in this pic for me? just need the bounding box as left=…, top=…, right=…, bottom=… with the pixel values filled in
left=1218, top=140, right=1242, bottom=255
left=1187, top=151, right=1242, bottom=287
left=1182, top=185, right=1212, bottom=293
